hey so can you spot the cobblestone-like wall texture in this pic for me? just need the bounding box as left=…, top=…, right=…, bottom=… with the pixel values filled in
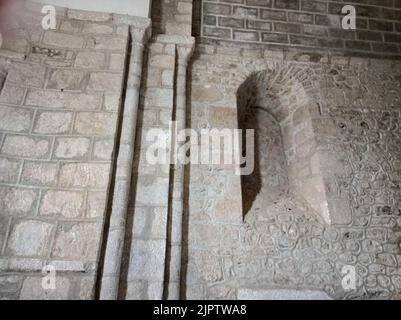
left=195, top=0, right=401, bottom=57
left=0, top=2, right=131, bottom=299
left=186, top=46, right=401, bottom=299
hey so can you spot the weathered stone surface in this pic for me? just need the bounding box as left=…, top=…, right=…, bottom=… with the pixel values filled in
left=75, top=51, right=106, bottom=69
left=74, top=112, right=117, bottom=136
left=6, top=220, right=53, bottom=256
left=0, top=158, right=21, bottom=183
left=86, top=192, right=107, bottom=218
left=20, top=277, right=70, bottom=300
left=52, top=222, right=102, bottom=260
left=33, top=111, right=73, bottom=134
left=1, top=135, right=51, bottom=159
left=0, top=187, right=38, bottom=216
left=59, top=163, right=110, bottom=188
left=47, top=69, right=85, bottom=90
left=87, top=72, right=123, bottom=92
left=39, top=190, right=85, bottom=218
left=0, top=106, right=33, bottom=133
left=53, top=137, right=91, bottom=159
left=93, top=139, right=114, bottom=160
left=21, top=162, right=58, bottom=187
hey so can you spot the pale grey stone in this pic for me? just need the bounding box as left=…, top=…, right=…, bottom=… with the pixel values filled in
left=54, top=137, right=90, bottom=159
left=6, top=220, right=53, bottom=256
left=0, top=106, right=33, bottom=132
left=20, top=277, right=70, bottom=300
left=34, top=111, right=73, bottom=134
left=59, top=163, right=110, bottom=188
left=52, top=222, right=102, bottom=259
left=39, top=190, right=85, bottom=218
left=1, top=135, right=51, bottom=159
left=0, top=186, right=38, bottom=216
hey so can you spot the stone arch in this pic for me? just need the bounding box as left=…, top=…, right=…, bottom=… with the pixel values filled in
left=236, top=64, right=351, bottom=225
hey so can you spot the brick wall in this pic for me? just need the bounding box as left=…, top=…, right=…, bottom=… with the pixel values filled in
left=195, top=0, right=401, bottom=57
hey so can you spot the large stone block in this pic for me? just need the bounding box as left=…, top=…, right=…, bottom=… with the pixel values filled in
left=1, top=135, right=51, bottom=159
left=0, top=158, right=22, bottom=183
left=33, top=111, right=73, bottom=134
left=0, top=186, right=39, bottom=216
left=59, top=163, right=111, bottom=188
left=7, top=63, right=46, bottom=88
left=6, top=220, right=54, bottom=256
left=87, top=72, right=123, bottom=92
left=0, top=106, right=33, bottom=133
left=75, top=51, right=106, bottom=69
left=21, top=162, right=58, bottom=187
left=39, top=190, right=85, bottom=218
left=53, top=137, right=91, bottom=160
left=47, top=69, right=85, bottom=90
left=128, top=239, right=166, bottom=282
left=74, top=112, right=117, bottom=136
left=52, top=222, right=102, bottom=260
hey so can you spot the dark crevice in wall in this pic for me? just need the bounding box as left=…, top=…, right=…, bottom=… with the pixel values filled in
left=179, top=57, right=194, bottom=301
left=163, top=46, right=179, bottom=300
left=117, top=46, right=150, bottom=300
left=95, top=32, right=133, bottom=300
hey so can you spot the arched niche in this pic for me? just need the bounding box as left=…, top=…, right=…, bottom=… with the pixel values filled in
left=237, top=67, right=351, bottom=226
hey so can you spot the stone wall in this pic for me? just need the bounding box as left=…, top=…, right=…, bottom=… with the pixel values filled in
left=0, top=2, right=134, bottom=299
left=186, top=45, right=401, bottom=299
left=196, top=0, right=401, bottom=57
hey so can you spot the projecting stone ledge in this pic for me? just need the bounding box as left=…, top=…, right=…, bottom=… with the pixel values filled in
left=238, top=289, right=333, bottom=300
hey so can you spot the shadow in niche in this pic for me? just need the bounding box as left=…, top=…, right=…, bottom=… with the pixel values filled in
left=239, top=105, right=261, bottom=217
left=238, top=105, right=290, bottom=219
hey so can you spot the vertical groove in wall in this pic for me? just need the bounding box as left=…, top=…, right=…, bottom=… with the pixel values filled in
left=95, top=30, right=132, bottom=300
left=163, top=44, right=179, bottom=300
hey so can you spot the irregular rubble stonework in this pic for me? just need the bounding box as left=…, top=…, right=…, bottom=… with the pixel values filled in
left=187, top=48, right=401, bottom=299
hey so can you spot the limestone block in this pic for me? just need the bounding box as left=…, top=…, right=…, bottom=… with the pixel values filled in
left=128, top=239, right=166, bottom=281
left=0, top=106, right=33, bottom=133
left=21, top=162, right=58, bottom=187
left=59, top=163, right=111, bottom=189
left=54, top=137, right=91, bottom=160
left=74, top=112, right=117, bottom=136
left=33, top=111, right=73, bottom=134
left=93, top=139, right=114, bottom=160
left=39, top=190, right=85, bottom=218
left=48, top=69, right=85, bottom=90
left=75, top=52, right=106, bottom=69
left=87, top=72, right=123, bottom=92
left=6, top=220, right=54, bottom=256
left=0, top=85, right=25, bottom=105
left=7, top=63, right=46, bottom=88
left=86, top=192, right=107, bottom=218
left=0, top=187, right=38, bottom=216
left=0, top=158, right=22, bottom=183
left=52, top=222, right=102, bottom=260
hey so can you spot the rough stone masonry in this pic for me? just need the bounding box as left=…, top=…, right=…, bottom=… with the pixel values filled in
left=0, top=0, right=401, bottom=300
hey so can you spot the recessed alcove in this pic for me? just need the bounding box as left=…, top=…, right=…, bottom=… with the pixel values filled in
left=237, top=68, right=351, bottom=225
